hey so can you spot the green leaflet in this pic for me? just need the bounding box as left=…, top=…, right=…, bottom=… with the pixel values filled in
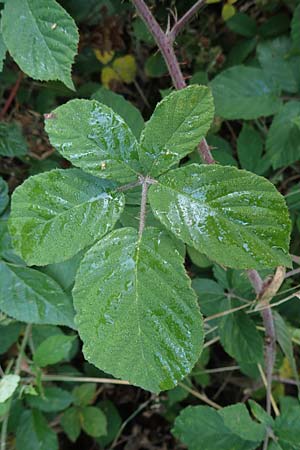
left=9, top=169, right=124, bottom=266
left=26, top=387, right=73, bottom=412
left=274, top=405, right=300, bottom=449
left=149, top=164, right=291, bottom=269
left=73, top=383, right=96, bottom=406
left=0, top=322, right=22, bottom=355
left=173, top=404, right=264, bottom=450
left=92, top=87, right=144, bottom=139
left=45, top=99, right=142, bottom=183
left=211, top=65, right=282, bottom=119
left=1, top=0, right=78, bottom=89
left=0, top=374, right=20, bottom=403
left=139, top=85, right=214, bottom=177
left=266, top=101, right=300, bottom=169
left=81, top=406, right=107, bottom=437
left=61, top=407, right=81, bottom=442
left=226, top=13, right=257, bottom=38
left=33, top=334, right=76, bottom=367
left=0, top=122, right=28, bottom=157
left=0, top=177, right=9, bottom=215
left=73, top=227, right=203, bottom=392
left=257, top=37, right=300, bottom=94
left=16, top=410, right=58, bottom=450
left=219, top=310, right=264, bottom=364
left=0, top=261, right=75, bottom=328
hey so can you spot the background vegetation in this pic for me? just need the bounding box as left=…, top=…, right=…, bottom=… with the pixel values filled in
left=0, top=0, right=300, bottom=449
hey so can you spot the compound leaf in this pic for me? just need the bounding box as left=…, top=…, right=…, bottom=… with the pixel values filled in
left=139, top=85, right=214, bottom=177
left=1, top=0, right=78, bottom=89
left=9, top=168, right=124, bottom=266
left=45, top=99, right=142, bottom=183
left=149, top=164, right=291, bottom=269
left=73, top=227, right=203, bottom=392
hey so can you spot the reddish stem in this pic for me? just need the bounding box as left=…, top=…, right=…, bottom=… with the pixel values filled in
left=131, top=0, right=213, bottom=163
left=0, top=72, right=23, bottom=119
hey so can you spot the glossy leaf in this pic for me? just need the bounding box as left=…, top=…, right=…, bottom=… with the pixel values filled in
left=0, top=374, right=20, bottom=403
left=33, top=334, right=76, bottom=367
left=149, top=164, right=291, bottom=269
left=0, top=261, right=75, bottom=327
left=73, top=227, right=203, bottom=392
left=45, top=99, right=142, bottom=183
left=0, top=122, right=27, bottom=157
left=81, top=406, right=107, bottom=437
left=211, top=66, right=281, bottom=119
left=173, top=404, right=264, bottom=450
left=266, top=101, right=300, bottom=169
left=1, top=0, right=79, bottom=89
left=0, top=177, right=9, bottom=215
left=92, top=87, right=144, bottom=139
left=16, top=410, right=58, bottom=450
left=9, top=169, right=124, bottom=266
left=139, top=85, right=214, bottom=177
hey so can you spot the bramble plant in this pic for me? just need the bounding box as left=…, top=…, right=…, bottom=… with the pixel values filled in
left=8, top=86, right=291, bottom=393
left=1, top=0, right=300, bottom=449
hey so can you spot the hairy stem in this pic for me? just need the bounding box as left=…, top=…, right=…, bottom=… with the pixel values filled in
left=247, top=268, right=285, bottom=448
left=131, top=0, right=213, bottom=163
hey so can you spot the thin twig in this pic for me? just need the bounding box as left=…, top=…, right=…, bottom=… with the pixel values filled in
left=285, top=267, right=300, bottom=279
left=169, top=0, right=206, bottom=41
left=178, top=382, right=222, bottom=409
left=0, top=72, right=23, bottom=119
left=110, top=396, right=153, bottom=448
left=39, top=375, right=130, bottom=385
